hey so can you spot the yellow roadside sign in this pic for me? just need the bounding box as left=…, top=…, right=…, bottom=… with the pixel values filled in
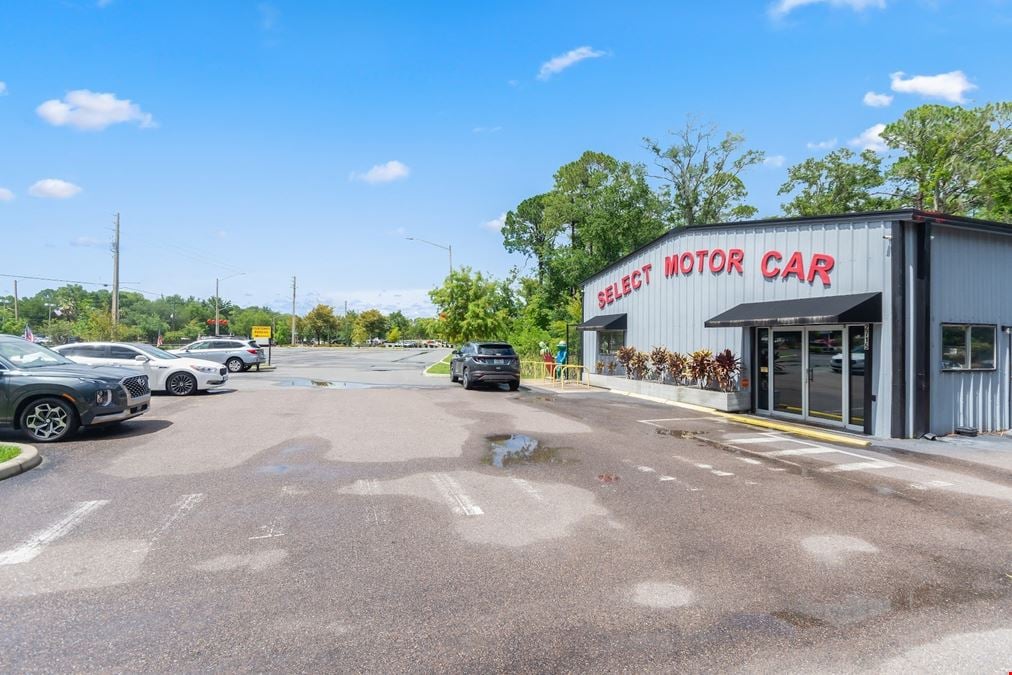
left=251, top=325, right=272, bottom=339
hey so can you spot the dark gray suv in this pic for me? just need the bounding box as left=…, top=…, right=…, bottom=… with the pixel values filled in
left=450, top=342, right=520, bottom=391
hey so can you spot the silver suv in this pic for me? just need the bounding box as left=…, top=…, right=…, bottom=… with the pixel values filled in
left=450, top=342, right=520, bottom=391
left=170, top=338, right=265, bottom=373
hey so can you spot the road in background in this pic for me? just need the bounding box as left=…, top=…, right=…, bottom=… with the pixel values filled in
left=1, top=348, right=1009, bottom=672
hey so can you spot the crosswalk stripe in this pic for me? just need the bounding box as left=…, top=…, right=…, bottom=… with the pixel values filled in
left=430, top=473, right=483, bottom=516
left=764, top=448, right=837, bottom=457
left=0, top=500, right=109, bottom=566
left=821, top=460, right=895, bottom=473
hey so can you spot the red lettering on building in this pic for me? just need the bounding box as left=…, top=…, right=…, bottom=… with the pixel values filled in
left=664, top=255, right=678, bottom=277
left=728, top=248, right=744, bottom=274
left=642, top=263, right=652, bottom=284
left=709, top=249, right=726, bottom=273
left=695, top=250, right=709, bottom=273
left=761, top=250, right=782, bottom=278
left=631, top=270, right=642, bottom=289
left=598, top=291, right=607, bottom=309
left=679, top=252, right=694, bottom=275
left=782, top=251, right=805, bottom=281
left=621, top=275, right=632, bottom=296
left=807, top=253, right=835, bottom=285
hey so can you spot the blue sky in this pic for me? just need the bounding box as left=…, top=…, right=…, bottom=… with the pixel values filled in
left=1, top=0, right=1010, bottom=316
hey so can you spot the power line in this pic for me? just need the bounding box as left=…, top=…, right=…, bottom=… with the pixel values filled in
left=0, top=273, right=116, bottom=288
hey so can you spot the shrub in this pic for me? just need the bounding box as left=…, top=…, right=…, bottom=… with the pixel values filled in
left=712, top=349, right=742, bottom=392
left=650, top=347, right=669, bottom=381
left=628, top=350, right=650, bottom=380
left=665, top=351, right=687, bottom=385
left=616, top=346, right=637, bottom=377
left=687, top=349, right=714, bottom=388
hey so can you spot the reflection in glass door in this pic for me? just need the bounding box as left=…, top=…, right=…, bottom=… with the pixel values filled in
left=756, top=329, right=770, bottom=411
left=772, top=330, right=804, bottom=416
left=807, top=328, right=844, bottom=423
left=848, top=326, right=866, bottom=430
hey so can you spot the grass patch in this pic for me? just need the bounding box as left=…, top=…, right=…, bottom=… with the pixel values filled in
left=0, top=444, right=22, bottom=463
left=424, top=353, right=452, bottom=376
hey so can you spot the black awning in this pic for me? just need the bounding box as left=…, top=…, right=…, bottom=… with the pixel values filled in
left=704, top=292, right=881, bottom=328
left=577, top=313, right=627, bottom=331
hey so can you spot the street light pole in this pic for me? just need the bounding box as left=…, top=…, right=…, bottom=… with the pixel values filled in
left=215, top=272, right=245, bottom=336
left=45, top=302, right=55, bottom=336
left=405, top=236, right=452, bottom=277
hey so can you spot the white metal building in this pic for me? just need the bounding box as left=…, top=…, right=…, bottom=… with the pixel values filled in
left=579, top=210, right=1012, bottom=438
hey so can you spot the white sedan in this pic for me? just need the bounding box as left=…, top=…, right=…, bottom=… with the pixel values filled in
left=53, top=342, right=228, bottom=396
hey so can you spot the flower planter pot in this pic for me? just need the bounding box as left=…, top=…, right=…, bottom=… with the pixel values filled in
left=586, top=373, right=750, bottom=412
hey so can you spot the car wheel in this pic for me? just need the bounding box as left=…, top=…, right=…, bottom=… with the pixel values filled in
left=225, top=357, right=244, bottom=373
left=450, top=365, right=459, bottom=383
left=462, top=368, right=474, bottom=390
left=20, top=397, right=79, bottom=443
left=508, top=380, right=520, bottom=391
left=166, top=371, right=198, bottom=396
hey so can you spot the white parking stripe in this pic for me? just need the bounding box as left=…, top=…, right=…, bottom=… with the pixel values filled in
left=510, top=477, right=545, bottom=502
left=146, top=493, right=204, bottom=548
left=0, top=500, right=109, bottom=566
left=710, top=470, right=734, bottom=477
left=430, top=473, right=483, bottom=516
left=821, top=460, right=896, bottom=473
left=658, top=475, right=677, bottom=481
left=636, top=466, right=656, bottom=473
left=736, top=457, right=763, bottom=465
left=764, top=448, right=837, bottom=457
left=727, top=437, right=794, bottom=444
left=695, top=464, right=712, bottom=469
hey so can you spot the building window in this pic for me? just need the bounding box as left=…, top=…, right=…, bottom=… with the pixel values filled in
left=597, top=330, right=626, bottom=375
left=941, top=324, right=996, bottom=371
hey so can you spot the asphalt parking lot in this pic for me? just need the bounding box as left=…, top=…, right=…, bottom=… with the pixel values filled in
left=1, top=347, right=1010, bottom=672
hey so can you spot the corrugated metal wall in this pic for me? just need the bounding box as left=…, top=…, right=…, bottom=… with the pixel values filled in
left=582, top=216, right=896, bottom=436
left=930, top=226, right=1012, bottom=434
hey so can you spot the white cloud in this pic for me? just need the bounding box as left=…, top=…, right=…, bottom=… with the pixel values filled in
left=770, top=0, right=885, bottom=18
left=71, top=236, right=103, bottom=247
left=849, top=123, right=888, bottom=152
left=0, top=187, right=13, bottom=201
left=350, top=160, right=411, bottom=184
left=537, top=46, right=606, bottom=80
left=889, top=70, right=976, bottom=104
left=481, top=213, right=507, bottom=232
left=863, top=91, right=893, bottom=107
left=472, top=126, right=502, bottom=134
left=806, top=138, right=837, bottom=150
left=258, top=2, right=279, bottom=30
left=97, top=0, right=114, bottom=7
left=0, top=81, right=7, bottom=96
left=301, top=288, right=436, bottom=318
left=36, top=89, right=155, bottom=131
left=29, top=178, right=83, bottom=199
left=763, top=155, right=787, bottom=168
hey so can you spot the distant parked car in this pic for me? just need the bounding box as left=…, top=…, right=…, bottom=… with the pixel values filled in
left=54, top=342, right=228, bottom=396
left=830, top=345, right=865, bottom=374
left=0, top=335, right=151, bottom=442
left=450, top=341, right=520, bottom=391
left=169, top=338, right=265, bottom=373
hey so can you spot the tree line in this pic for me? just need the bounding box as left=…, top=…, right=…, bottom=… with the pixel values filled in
left=427, top=102, right=1012, bottom=357
left=0, top=285, right=437, bottom=346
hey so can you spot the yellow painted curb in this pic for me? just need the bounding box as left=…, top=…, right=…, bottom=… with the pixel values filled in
left=617, top=390, right=871, bottom=447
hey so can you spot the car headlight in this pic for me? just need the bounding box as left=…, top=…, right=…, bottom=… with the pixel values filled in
left=96, top=389, right=115, bottom=406
left=189, top=364, right=217, bottom=374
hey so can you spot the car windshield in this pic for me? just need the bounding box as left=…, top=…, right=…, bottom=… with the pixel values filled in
left=0, top=339, right=75, bottom=369
left=477, top=344, right=516, bottom=356
left=132, top=343, right=179, bottom=360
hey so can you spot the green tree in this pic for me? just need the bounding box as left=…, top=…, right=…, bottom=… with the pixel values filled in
left=355, top=309, right=388, bottom=340
left=980, top=162, right=1012, bottom=223
left=778, top=148, right=895, bottom=216
left=386, top=325, right=401, bottom=343
left=502, top=194, right=557, bottom=283
left=302, top=304, right=339, bottom=344
left=645, top=118, right=765, bottom=227
left=881, top=102, right=1012, bottom=213
left=387, top=310, right=410, bottom=335
left=429, top=267, right=512, bottom=343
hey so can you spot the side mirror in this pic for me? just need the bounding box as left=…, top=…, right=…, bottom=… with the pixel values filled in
left=452, top=350, right=461, bottom=357
left=134, top=354, right=150, bottom=362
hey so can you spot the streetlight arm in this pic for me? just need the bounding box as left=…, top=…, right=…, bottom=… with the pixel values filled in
left=405, top=237, right=453, bottom=276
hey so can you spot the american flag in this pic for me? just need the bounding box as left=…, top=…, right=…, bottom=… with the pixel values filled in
left=22, top=324, right=34, bottom=342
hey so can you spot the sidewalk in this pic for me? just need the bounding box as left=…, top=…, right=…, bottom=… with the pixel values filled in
left=871, top=433, right=1012, bottom=481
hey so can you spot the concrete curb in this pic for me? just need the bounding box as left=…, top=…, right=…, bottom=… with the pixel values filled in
left=869, top=442, right=1012, bottom=485
left=609, top=389, right=872, bottom=447
left=0, top=443, right=41, bottom=481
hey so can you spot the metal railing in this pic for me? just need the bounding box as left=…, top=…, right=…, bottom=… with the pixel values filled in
left=519, top=360, right=589, bottom=390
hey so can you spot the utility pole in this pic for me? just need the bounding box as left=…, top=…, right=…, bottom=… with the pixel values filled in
left=290, top=276, right=297, bottom=346
left=111, top=213, right=121, bottom=334
left=13, top=280, right=18, bottom=320
left=214, top=277, right=220, bottom=336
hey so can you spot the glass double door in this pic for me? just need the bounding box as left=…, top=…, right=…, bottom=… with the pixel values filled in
left=756, top=326, right=867, bottom=431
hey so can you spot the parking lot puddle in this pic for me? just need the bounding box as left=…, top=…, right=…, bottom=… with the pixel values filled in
left=484, top=434, right=564, bottom=468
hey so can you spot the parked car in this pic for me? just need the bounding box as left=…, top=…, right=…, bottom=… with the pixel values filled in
left=0, top=335, right=151, bottom=442
left=54, top=341, right=228, bottom=396
left=450, top=342, right=520, bottom=391
left=830, top=345, right=865, bottom=374
left=169, top=338, right=265, bottom=372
